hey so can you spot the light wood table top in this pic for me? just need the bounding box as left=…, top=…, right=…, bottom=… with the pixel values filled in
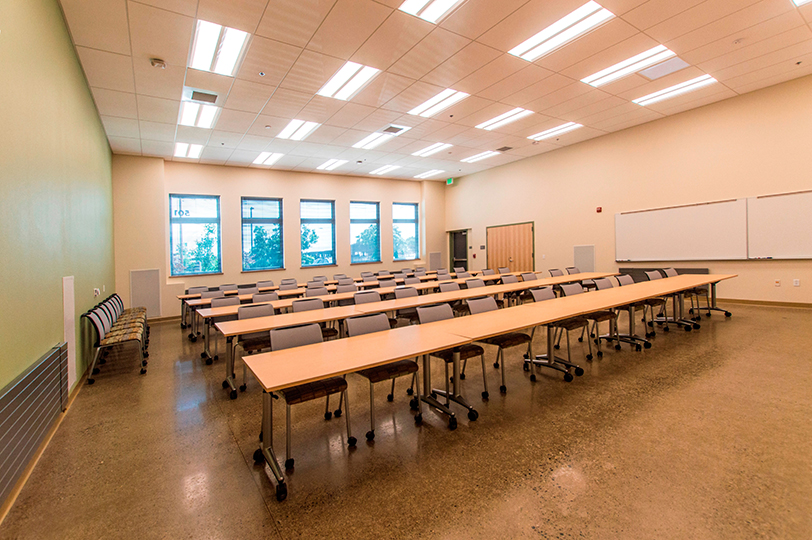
left=244, top=323, right=469, bottom=392
left=216, top=305, right=368, bottom=337
left=186, top=287, right=308, bottom=307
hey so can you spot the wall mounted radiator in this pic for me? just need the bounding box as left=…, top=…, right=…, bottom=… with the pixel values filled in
left=0, top=343, right=68, bottom=506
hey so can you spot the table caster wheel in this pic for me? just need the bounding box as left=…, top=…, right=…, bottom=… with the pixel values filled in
left=214, top=355, right=219, bottom=361
left=644, top=342, right=652, bottom=349
left=684, top=326, right=692, bottom=332
left=230, top=390, right=237, bottom=400
left=530, top=374, right=537, bottom=382
left=188, top=334, right=196, bottom=341
left=99, top=359, right=106, bottom=364
left=564, top=372, right=574, bottom=382
left=615, top=344, right=621, bottom=351
left=523, top=362, right=530, bottom=371
left=647, top=322, right=653, bottom=327
left=586, top=354, right=593, bottom=361
left=348, top=437, right=357, bottom=447
left=275, top=483, right=287, bottom=502
left=467, top=410, right=478, bottom=421
left=414, top=413, right=422, bottom=425
left=725, top=312, right=731, bottom=317
left=253, top=449, right=264, bottom=465
left=459, top=373, right=466, bottom=380
left=499, top=385, right=507, bottom=394
left=663, top=327, right=670, bottom=332
left=635, top=345, right=642, bottom=352
left=597, top=351, right=603, bottom=358
left=222, top=380, right=229, bottom=389
left=409, top=398, right=419, bottom=410
left=201, top=352, right=207, bottom=358
left=334, top=409, right=342, bottom=418
left=692, top=323, right=700, bottom=330
left=578, top=337, right=583, bottom=342
left=387, top=393, right=394, bottom=402
left=406, top=388, right=414, bottom=396
left=366, top=430, right=375, bottom=441
left=140, top=368, right=147, bottom=375
left=87, top=378, right=95, bottom=385
left=481, top=391, right=489, bottom=399
left=448, top=417, right=457, bottom=430
left=574, top=367, right=584, bottom=376
left=324, top=411, right=332, bottom=420
left=259, top=431, right=263, bottom=442
left=554, top=345, right=560, bottom=350
left=493, top=362, right=499, bottom=368
left=205, top=358, right=213, bottom=365
left=240, top=384, right=247, bottom=392
left=92, top=368, right=100, bottom=375
left=285, top=458, right=294, bottom=470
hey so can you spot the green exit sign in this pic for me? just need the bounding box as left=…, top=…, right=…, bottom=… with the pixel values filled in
left=446, top=178, right=454, bottom=185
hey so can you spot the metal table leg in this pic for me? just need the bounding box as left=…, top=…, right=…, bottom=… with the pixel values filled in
left=527, top=326, right=583, bottom=382
left=707, top=281, right=732, bottom=317
left=419, top=354, right=458, bottom=429
left=201, top=317, right=214, bottom=364
left=432, top=349, right=478, bottom=422
left=253, top=391, right=287, bottom=501
left=676, top=292, right=700, bottom=330
left=222, top=336, right=237, bottom=398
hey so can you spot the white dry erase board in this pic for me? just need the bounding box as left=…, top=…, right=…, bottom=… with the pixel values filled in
left=614, top=199, right=748, bottom=261
left=747, top=190, right=812, bottom=259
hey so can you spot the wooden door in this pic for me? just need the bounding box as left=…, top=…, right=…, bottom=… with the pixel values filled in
left=487, top=222, right=534, bottom=272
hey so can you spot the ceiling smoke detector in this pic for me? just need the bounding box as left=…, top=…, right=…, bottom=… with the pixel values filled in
left=150, top=58, right=166, bottom=69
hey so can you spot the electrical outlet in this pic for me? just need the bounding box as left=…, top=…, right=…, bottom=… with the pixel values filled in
left=542, top=254, right=546, bottom=260
left=93, top=288, right=100, bottom=297
left=103, top=285, right=106, bottom=292
left=794, top=279, right=800, bottom=287
left=774, top=280, right=780, bottom=287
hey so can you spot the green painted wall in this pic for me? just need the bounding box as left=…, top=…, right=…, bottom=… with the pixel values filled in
left=0, top=0, right=114, bottom=390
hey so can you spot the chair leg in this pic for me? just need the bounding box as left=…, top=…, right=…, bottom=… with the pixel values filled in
left=334, top=382, right=344, bottom=417
left=585, top=325, right=593, bottom=360
left=87, top=349, right=101, bottom=384
left=285, top=403, right=293, bottom=470
left=324, top=396, right=333, bottom=420
left=480, top=353, right=489, bottom=399
left=499, top=348, right=506, bottom=394
left=388, top=378, right=396, bottom=401
left=344, top=390, right=356, bottom=447
left=366, top=382, right=375, bottom=441
left=443, top=362, right=450, bottom=407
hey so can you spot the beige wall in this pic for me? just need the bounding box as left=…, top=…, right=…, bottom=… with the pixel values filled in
left=113, top=156, right=447, bottom=316
left=445, top=74, right=812, bottom=304
left=0, top=0, right=114, bottom=389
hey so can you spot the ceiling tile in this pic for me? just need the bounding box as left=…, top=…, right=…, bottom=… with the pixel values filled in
left=350, top=108, right=404, bottom=131
left=388, top=27, right=471, bottom=80
left=721, top=44, right=812, bottom=88
left=540, top=89, right=617, bottom=119
left=140, top=139, right=175, bottom=157
left=351, top=10, right=435, bottom=70
left=237, top=134, right=274, bottom=151
left=132, top=61, right=185, bottom=99
left=245, top=114, right=290, bottom=136
left=421, top=41, right=502, bottom=88
left=565, top=95, right=628, bottom=122
left=379, top=80, right=447, bottom=114
left=477, top=64, right=554, bottom=102
left=102, top=116, right=141, bottom=138
left=200, top=145, right=235, bottom=160
left=300, top=124, right=347, bottom=144
left=108, top=136, right=143, bottom=154
left=598, top=0, right=650, bottom=17
left=622, top=0, right=706, bottom=31
left=713, top=35, right=812, bottom=82
left=260, top=87, right=312, bottom=117
left=646, top=0, right=765, bottom=44
left=176, top=125, right=213, bottom=144
left=61, top=0, right=131, bottom=55
left=131, top=0, right=199, bottom=17
left=699, top=25, right=812, bottom=76
left=76, top=47, right=135, bottom=93
left=296, top=95, right=346, bottom=123
left=577, top=101, right=640, bottom=125
left=476, top=0, right=587, bottom=53
left=197, top=0, right=270, bottom=33
left=278, top=49, right=346, bottom=95
left=128, top=1, right=194, bottom=67
left=438, top=0, right=528, bottom=40
left=138, top=120, right=176, bottom=141
left=590, top=108, right=663, bottom=131
left=559, top=32, right=661, bottom=82
left=501, top=73, right=575, bottom=107
left=645, top=86, right=737, bottom=116
left=137, top=95, right=181, bottom=123
left=616, top=65, right=707, bottom=101
left=224, top=79, right=275, bottom=113
left=325, top=102, right=378, bottom=129
left=524, top=81, right=593, bottom=112
left=92, top=88, right=139, bottom=119
left=208, top=131, right=246, bottom=148
left=433, top=95, right=496, bottom=123
left=351, top=72, right=415, bottom=108
left=215, top=108, right=258, bottom=133
left=730, top=55, right=812, bottom=93
left=184, top=69, right=235, bottom=105
left=453, top=54, right=526, bottom=95
left=227, top=149, right=262, bottom=164
left=306, top=0, right=392, bottom=59
left=534, top=18, right=640, bottom=73
left=255, top=0, right=336, bottom=48
left=237, top=36, right=303, bottom=87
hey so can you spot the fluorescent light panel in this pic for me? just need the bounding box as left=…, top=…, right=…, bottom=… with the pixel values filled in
left=318, top=62, right=380, bottom=101
left=509, top=1, right=614, bottom=62
left=252, top=152, right=285, bottom=166
left=190, top=20, right=249, bottom=76
left=408, top=88, right=469, bottom=117
left=582, top=45, right=676, bottom=87
left=476, top=108, right=534, bottom=131
left=792, top=0, right=812, bottom=6
left=179, top=101, right=219, bottom=129
left=633, top=74, right=717, bottom=106
left=412, top=142, right=452, bottom=157
left=399, top=0, right=464, bottom=23
left=461, top=151, right=500, bottom=163
left=317, top=159, right=348, bottom=171
left=174, top=143, right=203, bottom=158
left=276, top=119, right=320, bottom=141
left=414, top=169, right=445, bottom=179
left=353, top=132, right=394, bottom=150
left=370, top=165, right=401, bottom=175
left=528, top=122, right=583, bottom=141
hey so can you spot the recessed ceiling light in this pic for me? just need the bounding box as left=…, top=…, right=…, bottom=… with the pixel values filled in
left=414, top=169, right=445, bottom=179
left=475, top=108, right=534, bottom=131
left=317, top=159, right=349, bottom=171
left=318, top=61, right=380, bottom=101
left=190, top=20, right=249, bottom=76
left=353, top=133, right=394, bottom=150
left=399, top=0, right=464, bottom=23
left=178, top=102, right=220, bottom=129
left=276, top=119, right=320, bottom=141
left=633, top=74, right=717, bottom=106
left=369, top=165, right=401, bottom=175
left=252, top=152, right=284, bottom=166
left=461, top=151, right=500, bottom=163
left=412, top=142, right=453, bottom=157
left=528, top=122, right=583, bottom=141
left=174, top=142, right=203, bottom=159
left=581, top=45, right=676, bottom=87
left=408, top=89, right=469, bottom=117
left=792, top=0, right=812, bottom=6
left=509, top=1, right=614, bottom=62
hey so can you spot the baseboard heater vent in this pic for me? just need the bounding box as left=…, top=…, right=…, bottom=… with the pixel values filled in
left=0, top=343, right=68, bottom=506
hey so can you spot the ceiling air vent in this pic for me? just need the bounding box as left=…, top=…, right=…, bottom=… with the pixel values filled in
left=191, top=90, right=218, bottom=104
left=639, top=57, right=690, bottom=81
left=383, top=124, right=408, bottom=134
left=496, top=146, right=513, bottom=152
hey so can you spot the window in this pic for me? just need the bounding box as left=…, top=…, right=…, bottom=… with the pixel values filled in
left=350, top=202, right=380, bottom=264
left=393, top=203, right=419, bottom=261
left=241, top=197, right=283, bottom=271
left=170, top=194, right=221, bottom=276
left=300, top=200, right=336, bottom=267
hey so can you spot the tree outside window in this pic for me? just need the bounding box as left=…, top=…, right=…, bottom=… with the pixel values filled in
left=300, top=200, right=336, bottom=267
left=170, top=194, right=222, bottom=276
left=242, top=198, right=283, bottom=271
left=350, top=202, right=380, bottom=264
left=393, top=203, right=419, bottom=261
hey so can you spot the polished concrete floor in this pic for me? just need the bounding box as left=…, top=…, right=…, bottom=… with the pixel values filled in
left=2, top=303, right=811, bottom=539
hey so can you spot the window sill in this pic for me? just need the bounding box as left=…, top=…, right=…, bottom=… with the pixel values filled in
left=394, top=258, right=420, bottom=262
left=350, top=261, right=383, bottom=266
left=241, top=268, right=285, bottom=274
left=300, top=264, right=338, bottom=269
left=169, top=272, right=223, bottom=278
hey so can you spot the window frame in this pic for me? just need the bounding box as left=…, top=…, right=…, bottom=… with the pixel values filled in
left=349, top=201, right=381, bottom=265
left=392, top=202, right=420, bottom=262
left=300, top=199, right=337, bottom=268
left=169, top=193, right=222, bottom=277
left=240, top=197, right=284, bottom=272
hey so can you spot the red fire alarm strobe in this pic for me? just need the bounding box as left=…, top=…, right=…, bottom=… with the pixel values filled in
left=596, top=207, right=602, bottom=213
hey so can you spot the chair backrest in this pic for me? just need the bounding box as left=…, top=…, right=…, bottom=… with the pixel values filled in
left=497, top=267, right=510, bottom=273
left=467, top=295, right=498, bottom=315
left=270, top=323, right=322, bottom=351
left=404, top=277, right=420, bottom=285
left=188, top=286, right=208, bottom=295
left=257, top=280, right=274, bottom=289
left=337, top=278, right=355, bottom=286
left=414, top=267, right=426, bottom=272
left=292, top=298, right=324, bottom=312
left=501, top=274, right=519, bottom=284
left=279, top=281, right=299, bottom=290
left=401, top=268, right=412, bottom=274
left=378, top=278, right=396, bottom=288
left=645, top=270, right=662, bottom=281
left=530, top=287, right=556, bottom=302
left=520, top=272, right=537, bottom=281
left=360, top=271, right=374, bottom=277
left=201, top=290, right=225, bottom=299
left=306, top=281, right=322, bottom=288
left=417, top=303, right=453, bottom=324
left=211, top=297, right=240, bottom=308
left=565, top=267, right=580, bottom=274
left=439, top=281, right=460, bottom=293
left=457, top=271, right=471, bottom=278
left=238, top=304, right=274, bottom=319
left=240, top=287, right=259, bottom=296
left=377, top=270, right=391, bottom=277
left=560, top=283, right=585, bottom=296
left=333, top=274, right=347, bottom=281
left=663, top=267, right=678, bottom=277
left=414, top=270, right=426, bottom=276
left=549, top=268, right=564, bottom=277
left=593, top=277, right=613, bottom=290
left=617, top=274, right=635, bottom=286
left=354, top=290, right=381, bottom=305
left=481, top=268, right=495, bottom=275
left=305, top=286, right=329, bottom=297
left=345, top=313, right=391, bottom=337
left=437, top=268, right=447, bottom=273
left=219, top=283, right=238, bottom=291
left=453, top=267, right=465, bottom=273
left=363, top=275, right=378, bottom=282
left=437, top=273, right=453, bottom=281
left=280, top=278, right=298, bottom=285
left=313, top=275, right=328, bottom=282
left=465, top=278, right=485, bottom=288
left=336, top=283, right=358, bottom=294
left=394, top=287, right=418, bottom=299
left=253, top=292, right=279, bottom=303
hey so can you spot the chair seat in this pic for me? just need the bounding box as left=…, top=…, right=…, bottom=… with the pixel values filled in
left=481, top=332, right=531, bottom=349
left=452, top=304, right=470, bottom=316
left=552, top=317, right=589, bottom=331
left=431, top=344, right=485, bottom=363
left=240, top=335, right=271, bottom=353
left=356, top=360, right=418, bottom=383
left=321, top=327, right=339, bottom=340
left=283, top=376, right=347, bottom=405
left=585, top=310, right=616, bottom=322
left=388, top=318, right=399, bottom=328
left=644, top=298, right=666, bottom=306
left=100, top=330, right=142, bottom=346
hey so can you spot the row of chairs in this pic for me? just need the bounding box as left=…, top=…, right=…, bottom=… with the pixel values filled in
left=83, top=294, right=149, bottom=384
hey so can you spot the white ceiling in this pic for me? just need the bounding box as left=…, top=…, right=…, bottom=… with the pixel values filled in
left=60, top=0, right=812, bottom=180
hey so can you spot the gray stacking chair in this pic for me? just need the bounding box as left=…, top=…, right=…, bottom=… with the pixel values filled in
left=345, top=313, right=420, bottom=440
left=456, top=271, right=472, bottom=279
left=565, top=281, right=617, bottom=358
left=481, top=268, right=496, bottom=276
left=253, top=292, right=279, bottom=303
left=337, top=278, right=355, bottom=286
left=257, top=280, right=274, bottom=289
left=465, top=278, right=485, bottom=289
left=377, top=270, right=391, bottom=277
left=611, top=275, right=652, bottom=350
left=663, top=268, right=710, bottom=321
left=453, top=267, right=465, bottom=274
left=404, top=277, right=421, bottom=285
left=565, top=266, right=595, bottom=290
left=239, top=286, right=259, bottom=296
left=305, top=286, right=329, bottom=297
left=219, top=283, right=238, bottom=292
left=234, top=304, right=274, bottom=395
left=500, top=273, right=521, bottom=307
left=279, top=278, right=299, bottom=291
left=549, top=268, right=564, bottom=277
left=362, top=274, right=378, bottom=283
left=267, top=324, right=355, bottom=471
left=557, top=283, right=603, bottom=359
left=439, top=281, right=469, bottom=316
left=525, top=287, right=587, bottom=382
left=394, top=287, right=420, bottom=324
left=201, top=290, right=225, bottom=299
left=313, top=275, right=328, bottom=282
left=645, top=270, right=692, bottom=331
left=336, top=283, right=358, bottom=306
left=333, top=273, right=347, bottom=281
left=353, top=291, right=397, bottom=327
left=291, top=298, right=337, bottom=340
left=306, top=280, right=323, bottom=288
left=209, top=296, right=240, bottom=364
left=497, top=267, right=510, bottom=274
left=185, top=286, right=208, bottom=336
